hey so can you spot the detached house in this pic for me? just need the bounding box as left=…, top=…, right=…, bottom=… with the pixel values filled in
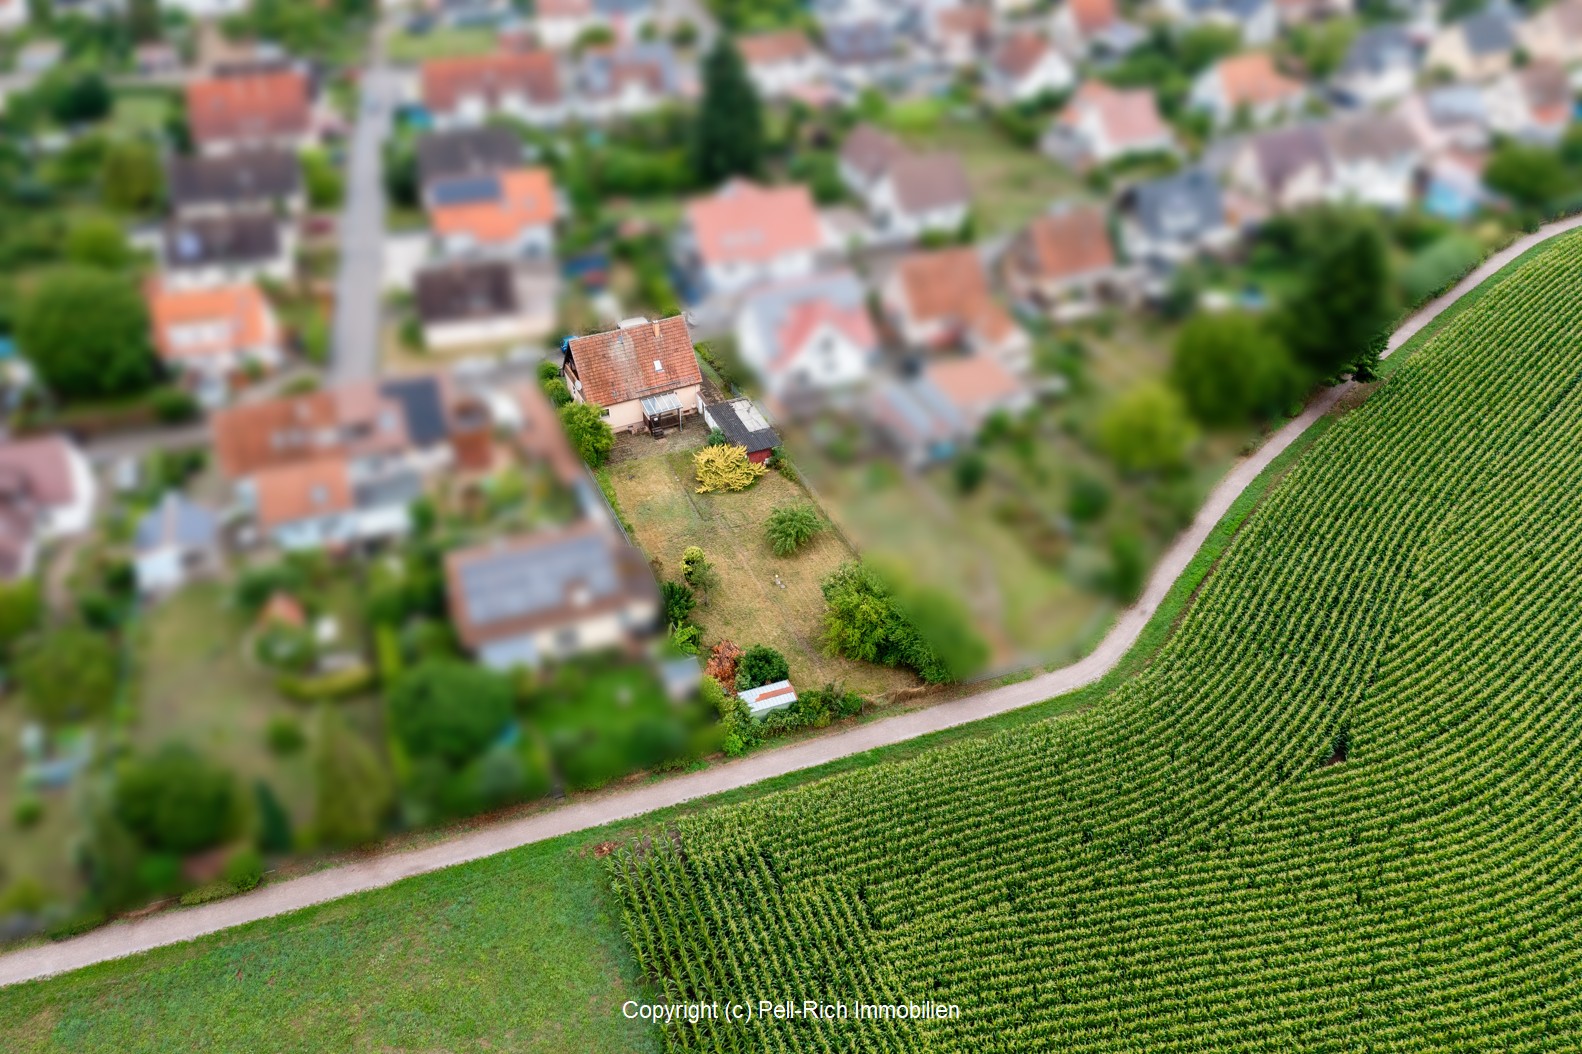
left=562, top=314, right=702, bottom=433
left=416, top=127, right=523, bottom=202
left=984, top=32, right=1074, bottom=107
left=1053, top=0, right=1145, bottom=59
left=147, top=282, right=284, bottom=408
left=1323, top=113, right=1420, bottom=209
left=186, top=68, right=314, bottom=156
left=415, top=258, right=557, bottom=350
left=0, top=436, right=96, bottom=579
left=837, top=124, right=970, bottom=239
left=1520, top=0, right=1582, bottom=67
left=676, top=180, right=824, bottom=300
left=1118, top=167, right=1236, bottom=273
left=1226, top=124, right=1334, bottom=213
left=1043, top=80, right=1177, bottom=169
left=1486, top=62, right=1572, bottom=144
left=883, top=248, right=1031, bottom=372
left=1002, top=206, right=1126, bottom=322
left=446, top=521, right=658, bottom=670
left=421, top=50, right=564, bottom=129
left=735, top=271, right=878, bottom=404
left=166, top=150, right=303, bottom=219
left=927, top=6, right=991, bottom=69
left=535, top=0, right=654, bottom=50
left=1426, top=8, right=1517, bottom=82
left=427, top=166, right=558, bottom=259
left=1191, top=52, right=1306, bottom=128
left=1396, top=84, right=1492, bottom=156
left=573, top=43, right=689, bottom=123
left=160, top=213, right=295, bottom=290
left=867, top=355, right=1031, bottom=469
left=1331, top=25, right=1419, bottom=109
left=738, top=30, right=824, bottom=98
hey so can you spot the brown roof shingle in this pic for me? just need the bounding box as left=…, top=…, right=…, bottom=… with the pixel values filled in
left=186, top=70, right=311, bottom=149
left=567, top=315, right=701, bottom=409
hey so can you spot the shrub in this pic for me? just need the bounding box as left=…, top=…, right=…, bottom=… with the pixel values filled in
left=1068, top=475, right=1111, bottom=524
left=313, top=706, right=393, bottom=848
left=114, top=745, right=239, bottom=855
left=150, top=387, right=200, bottom=424
left=661, top=580, right=696, bottom=625
left=694, top=443, right=766, bottom=493
left=387, top=661, right=514, bottom=770
left=223, top=847, right=264, bottom=892
left=13, top=794, right=43, bottom=828
left=953, top=452, right=987, bottom=494
left=735, top=644, right=790, bottom=691
left=265, top=714, right=306, bottom=756
left=560, top=401, right=615, bottom=467
left=180, top=880, right=240, bottom=906
left=705, top=426, right=728, bottom=447
left=46, top=909, right=107, bottom=941
left=536, top=359, right=561, bottom=383
left=0, top=876, right=47, bottom=915
left=666, top=620, right=703, bottom=655
left=275, top=664, right=374, bottom=702
left=542, top=377, right=572, bottom=407
left=765, top=503, right=824, bottom=557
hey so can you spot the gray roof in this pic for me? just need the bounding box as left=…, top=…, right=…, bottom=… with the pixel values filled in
left=134, top=492, right=219, bottom=553
left=1127, top=168, right=1225, bottom=241
left=416, top=127, right=522, bottom=190
left=353, top=468, right=425, bottom=512
left=1462, top=9, right=1517, bottom=56
left=164, top=214, right=281, bottom=269
left=825, top=21, right=895, bottom=63
left=704, top=397, right=779, bottom=452
left=1340, top=26, right=1416, bottom=77
left=1249, top=125, right=1331, bottom=193
left=379, top=375, right=451, bottom=447
left=413, top=260, right=518, bottom=327
left=456, top=530, right=625, bottom=628
left=166, top=150, right=301, bottom=209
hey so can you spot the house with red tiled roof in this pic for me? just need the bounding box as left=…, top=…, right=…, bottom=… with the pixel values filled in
left=1001, top=206, right=1126, bottom=322
left=421, top=50, right=564, bottom=129
left=427, top=166, right=558, bottom=259
left=186, top=68, right=314, bottom=156
left=983, top=32, right=1073, bottom=107
left=147, top=281, right=283, bottom=408
left=0, top=436, right=96, bottom=579
left=1043, top=80, right=1177, bottom=169
left=561, top=314, right=702, bottom=434
left=1190, top=52, right=1307, bottom=128
left=737, top=30, right=824, bottom=98
left=676, top=180, right=826, bottom=300
left=837, top=124, right=970, bottom=240
left=866, top=353, right=1032, bottom=470
left=881, top=248, right=1031, bottom=373
left=735, top=271, right=878, bottom=404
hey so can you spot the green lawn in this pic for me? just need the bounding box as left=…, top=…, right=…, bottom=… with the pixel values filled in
left=107, top=89, right=175, bottom=139
left=386, top=28, right=497, bottom=64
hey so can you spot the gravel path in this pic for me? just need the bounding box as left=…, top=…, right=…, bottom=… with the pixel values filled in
left=3, top=216, right=1579, bottom=990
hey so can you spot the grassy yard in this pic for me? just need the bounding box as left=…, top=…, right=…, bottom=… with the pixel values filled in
left=604, top=431, right=914, bottom=698
left=107, top=89, right=175, bottom=139
left=386, top=27, right=498, bottom=64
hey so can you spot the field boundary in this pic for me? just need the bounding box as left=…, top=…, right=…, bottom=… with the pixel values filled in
left=2, top=217, right=1579, bottom=989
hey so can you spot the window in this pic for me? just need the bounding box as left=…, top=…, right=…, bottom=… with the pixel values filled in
left=554, top=626, right=579, bottom=650
left=654, top=359, right=664, bottom=373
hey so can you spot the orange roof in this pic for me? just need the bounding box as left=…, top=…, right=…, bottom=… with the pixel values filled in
left=893, top=248, right=1015, bottom=344
left=422, top=50, right=561, bottom=113
left=925, top=354, right=1023, bottom=416
left=993, top=32, right=1050, bottom=79
left=775, top=299, right=876, bottom=369
left=253, top=457, right=352, bottom=529
left=430, top=167, right=557, bottom=246
left=737, top=30, right=814, bottom=65
left=1069, top=0, right=1118, bottom=34
left=147, top=282, right=277, bottom=363
left=1061, top=80, right=1170, bottom=149
left=186, top=70, right=310, bottom=148
left=567, top=315, right=701, bottom=408
left=210, top=384, right=413, bottom=479
left=1214, top=53, right=1304, bottom=108
left=935, top=5, right=991, bottom=37
left=1008, top=207, right=1116, bottom=283
left=686, top=180, right=823, bottom=267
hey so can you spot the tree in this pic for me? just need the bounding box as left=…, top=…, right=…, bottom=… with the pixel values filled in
left=692, top=38, right=764, bottom=184
left=680, top=545, right=719, bottom=602
left=661, top=580, right=696, bottom=625
left=100, top=139, right=163, bottom=212
left=694, top=443, right=766, bottom=493
left=114, top=744, right=239, bottom=855
left=1097, top=381, right=1198, bottom=474
left=125, top=0, right=161, bottom=42
left=18, top=268, right=155, bottom=399
left=313, top=706, right=393, bottom=848
left=387, top=661, right=514, bottom=770
left=765, top=503, right=824, bottom=557
left=50, top=74, right=112, bottom=125
left=1274, top=208, right=1393, bottom=379
left=1169, top=312, right=1300, bottom=426
left=819, top=562, right=987, bottom=684
left=734, top=645, right=789, bottom=691
left=1484, top=142, right=1573, bottom=212
left=15, top=627, right=117, bottom=727
left=65, top=214, right=133, bottom=269
left=300, top=149, right=344, bottom=210
left=0, top=579, right=41, bottom=654
left=559, top=401, right=615, bottom=467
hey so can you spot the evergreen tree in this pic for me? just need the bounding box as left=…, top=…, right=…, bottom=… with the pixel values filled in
left=1276, top=208, right=1392, bottom=379
left=692, top=39, right=763, bottom=185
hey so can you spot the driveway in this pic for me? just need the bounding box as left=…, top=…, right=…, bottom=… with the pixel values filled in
left=329, top=60, right=397, bottom=382
left=2, top=215, right=1580, bottom=989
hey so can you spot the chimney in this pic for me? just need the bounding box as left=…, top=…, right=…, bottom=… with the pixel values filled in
left=651, top=319, right=661, bottom=342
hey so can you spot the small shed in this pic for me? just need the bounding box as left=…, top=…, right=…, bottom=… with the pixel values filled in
left=133, top=492, right=221, bottom=595
left=738, top=679, right=797, bottom=717
left=700, top=397, right=780, bottom=464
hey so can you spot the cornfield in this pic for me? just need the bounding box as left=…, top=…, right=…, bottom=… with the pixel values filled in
left=609, top=233, right=1582, bottom=1052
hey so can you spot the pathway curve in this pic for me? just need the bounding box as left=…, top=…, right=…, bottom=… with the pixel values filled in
left=3, top=215, right=1580, bottom=989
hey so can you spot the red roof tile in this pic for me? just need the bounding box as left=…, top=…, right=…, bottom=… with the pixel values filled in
left=422, top=50, right=561, bottom=113
left=685, top=180, right=823, bottom=267
left=186, top=70, right=310, bottom=148
left=566, top=315, right=701, bottom=408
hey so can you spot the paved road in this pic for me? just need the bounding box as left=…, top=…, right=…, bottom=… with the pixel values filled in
left=329, top=55, right=397, bottom=382
left=2, top=216, right=1579, bottom=990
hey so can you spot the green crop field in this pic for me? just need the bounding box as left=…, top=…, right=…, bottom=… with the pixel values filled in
left=610, top=233, right=1582, bottom=1051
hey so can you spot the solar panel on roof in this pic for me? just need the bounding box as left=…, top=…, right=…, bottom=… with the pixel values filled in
left=429, top=175, right=502, bottom=207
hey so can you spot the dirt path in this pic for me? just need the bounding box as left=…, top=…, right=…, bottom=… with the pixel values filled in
left=2, top=216, right=1578, bottom=990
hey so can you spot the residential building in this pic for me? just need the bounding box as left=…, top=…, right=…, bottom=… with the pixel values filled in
left=535, top=0, right=654, bottom=49
left=0, top=0, right=29, bottom=34
left=871, top=153, right=971, bottom=240
left=1519, top=0, right=1582, bottom=67
left=867, top=354, right=1031, bottom=469
left=1226, top=124, right=1334, bottom=212
left=737, top=30, right=824, bottom=98
left=1331, top=25, right=1419, bottom=109
left=699, top=397, right=780, bottom=463
left=427, top=166, right=558, bottom=259
left=1043, top=80, right=1177, bottom=169
left=414, top=259, right=557, bottom=350
left=1118, top=167, right=1236, bottom=272
left=1158, top=0, right=1278, bottom=46
left=574, top=43, right=692, bottom=123
left=735, top=271, right=879, bottom=403
left=882, top=248, right=1030, bottom=372
left=1486, top=62, right=1572, bottom=144
left=166, top=150, right=305, bottom=219
left=675, top=180, right=825, bottom=300
left=0, top=436, right=96, bottom=579
left=421, top=50, right=564, bottom=129
left=162, top=0, right=247, bottom=16
left=446, top=521, right=659, bottom=670
left=1274, top=0, right=1354, bottom=25
left=562, top=314, right=703, bottom=434
left=1323, top=113, right=1419, bottom=209
left=926, top=6, right=991, bottom=69
left=1425, top=8, right=1517, bottom=82
left=983, top=32, right=1074, bottom=107
left=1002, top=206, right=1125, bottom=322
left=1053, top=0, right=1145, bottom=59
left=838, top=123, right=907, bottom=200
left=1191, top=52, right=1307, bottom=128
left=186, top=68, right=314, bottom=156
left=1396, top=84, right=1492, bottom=156
left=133, top=493, right=222, bottom=595
left=1422, top=147, right=1491, bottom=220
left=147, top=282, right=284, bottom=408
left=823, top=20, right=901, bottom=96
left=416, top=127, right=523, bottom=201
left=160, top=214, right=295, bottom=290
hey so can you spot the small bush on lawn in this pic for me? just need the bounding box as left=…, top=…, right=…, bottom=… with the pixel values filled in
left=180, top=880, right=240, bottom=906
left=694, top=443, right=766, bottom=493
left=224, top=847, right=264, bottom=892
left=759, top=683, right=865, bottom=734
left=735, top=644, right=789, bottom=691
left=661, top=580, right=696, bottom=625
left=275, top=665, right=376, bottom=702
left=765, top=502, right=823, bottom=556
left=13, top=794, right=43, bottom=828
left=265, top=714, right=306, bottom=756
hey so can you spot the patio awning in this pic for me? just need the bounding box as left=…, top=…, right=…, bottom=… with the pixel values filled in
left=640, top=392, right=683, bottom=418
